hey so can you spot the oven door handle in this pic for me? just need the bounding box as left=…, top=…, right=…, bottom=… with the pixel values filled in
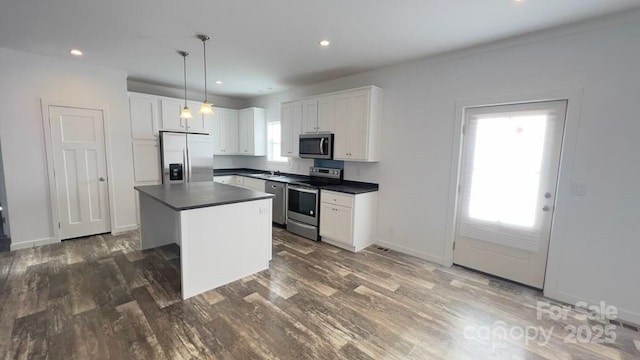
left=319, top=138, right=325, bottom=155
left=289, top=186, right=318, bottom=194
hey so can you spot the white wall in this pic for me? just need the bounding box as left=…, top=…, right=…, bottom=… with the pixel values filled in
left=0, top=138, right=9, bottom=237
left=0, top=47, right=137, bottom=248
left=247, top=13, right=640, bottom=323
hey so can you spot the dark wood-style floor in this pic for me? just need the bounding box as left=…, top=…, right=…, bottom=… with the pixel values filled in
left=0, top=227, right=638, bottom=359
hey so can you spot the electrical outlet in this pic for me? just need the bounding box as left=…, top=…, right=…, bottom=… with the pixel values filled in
left=389, top=226, right=396, bottom=236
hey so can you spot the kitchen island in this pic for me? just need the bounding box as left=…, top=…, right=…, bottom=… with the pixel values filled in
left=135, top=182, right=274, bottom=299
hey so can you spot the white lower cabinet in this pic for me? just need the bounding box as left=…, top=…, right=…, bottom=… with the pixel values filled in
left=241, top=177, right=266, bottom=191
left=319, top=190, right=378, bottom=252
left=213, top=175, right=236, bottom=184
left=213, top=175, right=265, bottom=192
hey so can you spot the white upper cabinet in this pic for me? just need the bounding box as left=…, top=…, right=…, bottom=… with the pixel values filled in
left=280, top=101, right=302, bottom=157
left=302, top=95, right=334, bottom=133
left=160, top=98, right=210, bottom=134
left=280, top=86, right=383, bottom=162
left=186, top=100, right=208, bottom=133
left=333, top=87, right=383, bottom=162
left=317, top=95, right=335, bottom=132
left=238, top=108, right=266, bottom=156
left=160, top=97, right=187, bottom=131
left=129, top=93, right=159, bottom=139
left=212, top=108, right=239, bottom=155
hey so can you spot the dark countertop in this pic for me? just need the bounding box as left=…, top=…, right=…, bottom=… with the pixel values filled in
left=213, top=168, right=379, bottom=195
left=135, top=182, right=274, bottom=211
left=320, top=181, right=379, bottom=194
left=213, top=168, right=267, bottom=176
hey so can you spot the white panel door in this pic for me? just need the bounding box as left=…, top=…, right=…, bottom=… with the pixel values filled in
left=453, top=100, right=567, bottom=288
left=49, top=106, right=111, bottom=239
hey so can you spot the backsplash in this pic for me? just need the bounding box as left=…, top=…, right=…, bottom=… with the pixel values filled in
left=313, top=159, right=344, bottom=169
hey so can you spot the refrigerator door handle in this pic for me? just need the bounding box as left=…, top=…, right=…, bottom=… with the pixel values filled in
left=185, top=147, right=191, bottom=183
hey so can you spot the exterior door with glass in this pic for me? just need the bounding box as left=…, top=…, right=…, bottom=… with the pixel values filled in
left=453, top=100, right=567, bottom=288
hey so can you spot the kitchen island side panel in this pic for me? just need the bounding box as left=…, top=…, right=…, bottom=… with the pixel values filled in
left=180, top=198, right=272, bottom=299
left=139, top=192, right=181, bottom=250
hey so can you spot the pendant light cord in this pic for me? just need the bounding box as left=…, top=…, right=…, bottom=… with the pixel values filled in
left=202, top=37, right=208, bottom=103
left=182, top=53, right=188, bottom=107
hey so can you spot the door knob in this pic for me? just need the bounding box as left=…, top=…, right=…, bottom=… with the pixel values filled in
left=542, top=205, right=550, bottom=212
left=99, top=177, right=106, bottom=182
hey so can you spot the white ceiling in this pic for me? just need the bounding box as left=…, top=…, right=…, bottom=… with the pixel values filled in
left=1, top=0, right=638, bottom=99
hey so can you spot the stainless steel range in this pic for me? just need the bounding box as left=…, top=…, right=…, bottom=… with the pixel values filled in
left=287, top=167, right=342, bottom=241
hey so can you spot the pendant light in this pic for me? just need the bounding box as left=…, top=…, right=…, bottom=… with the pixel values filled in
left=198, top=35, right=214, bottom=115
left=178, top=51, right=193, bottom=120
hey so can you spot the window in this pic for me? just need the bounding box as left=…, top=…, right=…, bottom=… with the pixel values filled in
left=267, top=122, right=288, bottom=163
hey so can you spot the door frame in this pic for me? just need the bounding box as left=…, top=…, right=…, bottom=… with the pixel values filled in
left=443, top=88, right=583, bottom=296
left=41, top=99, right=115, bottom=242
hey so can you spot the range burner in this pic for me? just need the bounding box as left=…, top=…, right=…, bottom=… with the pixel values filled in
left=290, top=166, right=343, bottom=188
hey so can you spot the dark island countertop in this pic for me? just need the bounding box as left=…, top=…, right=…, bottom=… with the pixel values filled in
left=135, top=182, right=274, bottom=211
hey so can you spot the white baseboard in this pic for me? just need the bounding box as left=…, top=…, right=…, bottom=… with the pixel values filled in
left=10, top=237, right=59, bottom=251
left=112, top=224, right=139, bottom=235
left=374, top=238, right=446, bottom=266
left=546, top=291, right=640, bottom=326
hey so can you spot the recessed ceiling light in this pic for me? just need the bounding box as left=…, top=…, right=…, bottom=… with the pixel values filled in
left=319, top=40, right=330, bottom=47
left=69, top=49, right=83, bottom=56
left=215, top=80, right=223, bottom=85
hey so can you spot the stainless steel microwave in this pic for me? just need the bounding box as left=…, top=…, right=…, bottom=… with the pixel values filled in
left=299, top=133, right=334, bottom=159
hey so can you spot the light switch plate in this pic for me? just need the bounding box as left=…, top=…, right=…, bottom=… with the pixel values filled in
left=573, top=183, right=586, bottom=196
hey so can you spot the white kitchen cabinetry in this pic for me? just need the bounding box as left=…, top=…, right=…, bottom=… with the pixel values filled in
left=280, top=101, right=302, bottom=157
left=319, top=190, right=378, bottom=252
left=302, top=95, right=334, bottom=133
left=280, top=86, right=382, bottom=162
left=238, top=108, right=266, bottom=156
left=212, top=108, right=239, bottom=155
left=129, top=93, right=160, bottom=139
left=160, top=98, right=187, bottom=131
left=214, top=175, right=266, bottom=192
left=213, top=175, right=236, bottom=184
left=161, top=98, right=210, bottom=133
left=240, top=176, right=266, bottom=191
left=334, top=87, right=383, bottom=162
left=132, top=140, right=161, bottom=182
left=186, top=100, right=208, bottom=133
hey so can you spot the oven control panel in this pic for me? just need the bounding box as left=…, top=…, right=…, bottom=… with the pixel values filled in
left=309, top=167, right=342, bottom=180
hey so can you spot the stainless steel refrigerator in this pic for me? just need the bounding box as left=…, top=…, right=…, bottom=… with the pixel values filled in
left=160, top=131, right=214, bottom=184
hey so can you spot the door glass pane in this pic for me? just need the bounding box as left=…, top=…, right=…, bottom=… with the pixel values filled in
left=468, top=114, right=547, bottom=227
